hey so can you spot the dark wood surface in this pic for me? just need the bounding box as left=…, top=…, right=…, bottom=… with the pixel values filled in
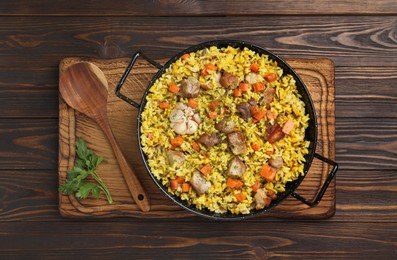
left=0, top=1, right=396, bottom=258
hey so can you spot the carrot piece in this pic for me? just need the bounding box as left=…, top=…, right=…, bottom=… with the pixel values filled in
left=253, top=82, right=265, bottom=92
left=182, top=182, right=191, bottom=193
left=168, top=82, right=180, bottom=93
left=200, top=163, right=212, bottom=176
left=252, top=110, right=266, bottom=121
left=239, top=83, right=251, bottom=92
left=250, top=63, right=260, bottom=73
left=188, top=98, right=198, bottom=109
left=206, top=63, right=217, bottom=71
left=202, top=63, right=217, bottom=76
left=260, top=164, right=277, bottom=181
left=282, top=120, right=294, bottom=135
left=249, top=105, right=260, bottom=115
left=147, top=133, right=154, bottom=140
left=266, top=145, right=274, bottom=156
left=252, top=182, right=261, bottom=192
left=266, top=110, right=276, bottom=120
left=170, top=136, right=184, bottom=147
left=252, top=143, right=260, bottom=151
left=159, top=101, right=170, bottom=109
left=208, top=111, right=218, bottom=119
left=181, top=53, right=190, bottom=60
left=191, top=141, right=201, bottom=152
left=226, top=178, right=244, bottom=189
left=170, top=179, right=179, bottom=191
left=233, top=88, right=242, bottom=97
left=208, top=100, right=219, bottom=111
left=176, top=176, right=185, bottom=184
left=264, top=72, right=277, bottom=82
left=235, top=193, right=246, bottom=202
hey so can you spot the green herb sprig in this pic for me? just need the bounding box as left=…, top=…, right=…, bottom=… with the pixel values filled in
left=59, top=137, right=113, bottom=204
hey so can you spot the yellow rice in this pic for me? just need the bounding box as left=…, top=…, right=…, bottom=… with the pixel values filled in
left=140, top=46, right=310, bottom=214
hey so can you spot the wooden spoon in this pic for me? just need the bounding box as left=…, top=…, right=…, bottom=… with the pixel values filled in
left=59, top=62, right=150, bottom=212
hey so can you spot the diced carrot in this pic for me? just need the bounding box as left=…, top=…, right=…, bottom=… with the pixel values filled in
left=191, top=141, right=201, bottom=152
left=181, top=53, right=190, bottom=60
left=208, top=100, right=219, bottom=111
left=235, top=193, right=246, bottom=202
left=208, top=111, right=218, bottom=119
left=264, top=72, right=277, bottom=82
left=188, top=98, right=198, bottom=109
left=253, top=82, right=265, bottom=92
left=233, top=88, right=242, bottom=97
left=170, top=136, right=184, bottom=147
left=176, top=176, right=185, bottom=183
left=260, top=164, right=277, bottom=181
left=266, top=146, right=274, bottom=156
left=239, top=83, right=251, bottom=92
left=250, top=63, right=260, bottom=73
left=206, top=63, right=217, bottom=71
left=249, top=105, right=260, bottom=115
left=181, top=182, right=191, bottom=193
left=252, top=143, right=260, bottom=151
left=226, top=178, right=244, bottom=189
left=266, top=110, right=276, bottom=120
left=159, top=102, right=170, bottom=109
left=202, top=63, right=217, bottom=76
left=200, top=163, right=212, bottom=176
left=252, top=110, right=266, bottom=121
left=252, top=182, right=261, bottom=192
left=147, top=133, right=154, bottom=140
left=168, top=82, right=180, bottom=93
left=170, top=179, right=179, bottom=191
left=282, top=120, right=294, bottom=135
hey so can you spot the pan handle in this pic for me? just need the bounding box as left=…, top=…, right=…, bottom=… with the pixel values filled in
left=290, top=153, right=338, bottom=207
left=115, top=51, right=163, bottom=108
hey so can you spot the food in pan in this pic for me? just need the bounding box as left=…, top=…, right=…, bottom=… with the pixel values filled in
left=140, top=46, right=310, bottom=214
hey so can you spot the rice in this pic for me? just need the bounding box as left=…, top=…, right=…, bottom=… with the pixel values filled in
left=140, top=46, right=310, bottom=215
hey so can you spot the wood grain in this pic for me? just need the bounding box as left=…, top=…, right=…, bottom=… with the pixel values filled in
left=58, top=57, right=336, bottom=219
left=0, top=119, right=58, bottom=170
left=0, top=222, right=395, bottom=258
left=1, top=0, right=397, bottom=16
left=0, top=17, right=396, bottom=67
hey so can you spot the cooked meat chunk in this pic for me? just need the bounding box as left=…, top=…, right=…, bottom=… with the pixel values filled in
left=197, top=133, right=221, bottom=149
left=266, top=123, right=285, bottom=144
left=269, top=156, right=283, bottom=170
left=248, top=99, right=257, bottom=107
left=267, top=189, right=277, bottom=200
left=219, top=71, right=239, bottom=89
left=167, top=150, right=185, bottom=167
left=237, top=102, right=251, bottom=122
left=254, top=188, right=272, bottom=210
left=226, top=156, right=247, bottom=178
left=200, top=83, right=212, bottom=90
left=191, top=170, right=211, bottom=195
left=227, top=131, right=247, bottom=155
left=259, top=87, right=276, bottom=109
left=180, top=77, right=200, bottom=98
left=215, top=118, right=236, bottom=134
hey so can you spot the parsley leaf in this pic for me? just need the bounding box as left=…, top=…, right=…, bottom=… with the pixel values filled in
left=59, top=137, right=113, bottom=204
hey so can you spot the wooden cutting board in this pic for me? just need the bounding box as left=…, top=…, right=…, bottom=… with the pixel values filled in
left=59, top=57, right=336, bottom=219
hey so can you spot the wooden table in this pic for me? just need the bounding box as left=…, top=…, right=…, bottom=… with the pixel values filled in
left=1, top=1, right=396, bottom=258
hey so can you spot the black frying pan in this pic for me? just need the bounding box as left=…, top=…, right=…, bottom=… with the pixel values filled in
left=115, top=40, right=338, bottom=220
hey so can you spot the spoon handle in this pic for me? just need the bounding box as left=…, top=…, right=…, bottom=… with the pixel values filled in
left=96, top=115, right=150, bottom=212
